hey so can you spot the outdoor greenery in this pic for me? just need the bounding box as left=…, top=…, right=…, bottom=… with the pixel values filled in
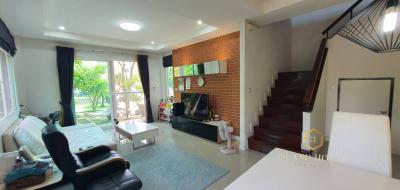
left=166, top=67, right=174, bottom=96
left=74, top=60, right=110, bottom=111
left=112, top=61, right=144, bottom=119
left=73, top=60, right=145, bottom=125
left=182, top=65, right=193, bottom=76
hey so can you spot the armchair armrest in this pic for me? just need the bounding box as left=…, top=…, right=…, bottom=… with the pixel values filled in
left=75, top=155, right=130, bottom=185
left=75, top=145, right=112, bottom=161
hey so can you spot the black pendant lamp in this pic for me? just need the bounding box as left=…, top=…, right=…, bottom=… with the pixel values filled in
left=338, top=0, right=400, bottom=53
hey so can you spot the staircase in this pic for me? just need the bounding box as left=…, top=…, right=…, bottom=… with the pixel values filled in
left=248, top=71, right=312, bottom=154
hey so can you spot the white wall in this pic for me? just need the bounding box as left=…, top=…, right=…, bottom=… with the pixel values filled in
left=14, top=38, right=61, bottom=116
left=14, top=37, right=165, bottom=120
left=240, top=19, right=292, bottom=150
left=324, top=36, right=400, bottom=155
left=291, top=1, right=351, bottom=71
left=302, top=67, right=327, bottom=151
left=148, top=53, right=164, bottom=120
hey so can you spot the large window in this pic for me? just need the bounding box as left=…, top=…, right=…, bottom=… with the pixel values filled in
left=111, top=61, right=145, bottom=122
left=73, top=59, right=146, bottom=129
left=73, top=60, right=112, bottom=127
left=0, top=49, right=18, bottom=120
left=166, top=67, right=174, bottom=97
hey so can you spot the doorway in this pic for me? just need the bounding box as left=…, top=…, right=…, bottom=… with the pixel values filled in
left=110, top=61, right=146, bottom=122
left=337, top=78, right=394, bottom=119
left=73, top=60, right=112, bottom=128
left=73, top=59, right=146, bottom=129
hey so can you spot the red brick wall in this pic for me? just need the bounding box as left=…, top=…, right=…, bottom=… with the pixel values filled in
left=172, top=32, right=240, bottom=135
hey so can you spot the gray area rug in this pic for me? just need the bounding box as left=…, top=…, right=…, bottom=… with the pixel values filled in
left=124, top=143, right=229, bottom=190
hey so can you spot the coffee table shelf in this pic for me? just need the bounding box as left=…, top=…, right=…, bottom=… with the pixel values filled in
left=115, top=120, right=159, bottom=150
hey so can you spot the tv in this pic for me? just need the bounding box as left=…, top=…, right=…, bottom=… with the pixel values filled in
left=181, top=93, right=209, bottom=121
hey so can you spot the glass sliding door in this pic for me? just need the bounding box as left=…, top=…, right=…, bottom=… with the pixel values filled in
left=166, top=67, right=174, bottom=97
left=110, top=61, right=145, bottom=122
left=73, top=60, right=112, bottom=128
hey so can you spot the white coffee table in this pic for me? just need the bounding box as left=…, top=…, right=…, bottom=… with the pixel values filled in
left=115, top=120, right=159, bottom=149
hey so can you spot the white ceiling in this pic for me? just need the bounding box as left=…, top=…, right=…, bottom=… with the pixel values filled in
left=0, top=0, right=353, bottom=53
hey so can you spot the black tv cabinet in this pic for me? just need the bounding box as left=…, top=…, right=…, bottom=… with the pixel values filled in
left=171, top=116, right=221, bottom=143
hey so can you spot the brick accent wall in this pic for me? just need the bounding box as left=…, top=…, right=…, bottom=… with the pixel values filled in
left=172, top=32, right=240, bottom=135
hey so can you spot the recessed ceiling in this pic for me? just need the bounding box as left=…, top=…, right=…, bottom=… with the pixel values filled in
left=0, top=0, right=353, bottom=52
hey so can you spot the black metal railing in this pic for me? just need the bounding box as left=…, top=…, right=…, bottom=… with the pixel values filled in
left=322, top=0, right=373, bottom=38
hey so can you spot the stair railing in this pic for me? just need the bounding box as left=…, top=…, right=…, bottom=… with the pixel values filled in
left=303, top=38, right=328, bottom=112
left=303, top=0, right=371, bottom=112
left=322, top=0, right=365, bottom=38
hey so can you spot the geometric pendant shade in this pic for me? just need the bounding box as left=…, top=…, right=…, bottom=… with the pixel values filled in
left=338, top=0, right=400, bottom=53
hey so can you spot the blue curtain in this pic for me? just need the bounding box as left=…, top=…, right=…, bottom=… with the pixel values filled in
left=137, top=55, right=154, bottom=123
left=162, top=55, right=172, bottom=67
left=0, top=19, right=16, bottom=56
left=56, top=46, right=76, bottom=126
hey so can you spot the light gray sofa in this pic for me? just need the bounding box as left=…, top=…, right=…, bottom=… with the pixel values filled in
left=2, top=116, right=117, bottom=159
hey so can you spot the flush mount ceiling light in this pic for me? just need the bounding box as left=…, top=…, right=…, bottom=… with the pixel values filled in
left=119, top=21, right=142, bottom=31
left=58, top=26, right=65, bottom=31
left=197, top=20, right=203, bottom=25
left=151, top=41, right=155, bottom=44
left=338, top=0, right=400, bottom=53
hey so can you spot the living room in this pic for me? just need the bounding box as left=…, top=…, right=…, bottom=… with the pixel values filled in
left=1, top=0, right=400, bottom=190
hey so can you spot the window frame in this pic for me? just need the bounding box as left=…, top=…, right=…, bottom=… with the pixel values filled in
left=165, top=66, right=174, bottom=98
left=0, top=48, right=19, bottom=121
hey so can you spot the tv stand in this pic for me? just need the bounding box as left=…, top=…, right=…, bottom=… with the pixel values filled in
left=171, top=116, right=221, bottom=143
left=182, top=115, right=204, bottom=122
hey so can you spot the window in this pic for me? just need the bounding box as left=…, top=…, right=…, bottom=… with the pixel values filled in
left=0, top=49, right=18, bottom=119
left=166, top=67, right=174, bottom=97
left=111, top=60, right=145, bottom=122
left=73, top=60, right=112, bottom=127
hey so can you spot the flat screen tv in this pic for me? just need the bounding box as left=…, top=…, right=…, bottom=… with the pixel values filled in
left=181, top=93, right=209, bottom=120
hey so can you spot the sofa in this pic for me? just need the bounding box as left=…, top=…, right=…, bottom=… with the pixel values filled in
left=2, top=116, right=117, bottom=160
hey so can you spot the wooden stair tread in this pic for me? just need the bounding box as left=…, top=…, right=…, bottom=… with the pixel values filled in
left=254, top=127, right=301, bottom=144
left=257, top=118, right=302, bottom=131
left=248, top=137, right=304, bottom=154
left=249, top=71, right=312, bottom=154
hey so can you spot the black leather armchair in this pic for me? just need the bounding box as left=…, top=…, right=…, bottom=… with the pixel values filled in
left=41, top=125, right=142, bottom=190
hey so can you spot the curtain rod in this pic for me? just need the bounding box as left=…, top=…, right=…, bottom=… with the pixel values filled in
left=73, top=47, right=137, bottom=56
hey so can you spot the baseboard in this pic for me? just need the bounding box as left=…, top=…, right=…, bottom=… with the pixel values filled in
left=232, top=135, right=240, bottom=141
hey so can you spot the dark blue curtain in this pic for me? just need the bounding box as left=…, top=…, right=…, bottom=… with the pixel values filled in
left=137, top=55, right=153, bottom=123
left=56, top=46, right=76, bottom=126
left=0, top=19, right=16, bottom=56
left=162, top=55, right=172, bottom=67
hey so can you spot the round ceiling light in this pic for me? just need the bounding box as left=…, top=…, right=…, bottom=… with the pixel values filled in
left=120, top=21, right=142, bottom=31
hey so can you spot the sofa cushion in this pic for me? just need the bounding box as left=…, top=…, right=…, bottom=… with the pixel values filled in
left=2, top=120, right=21, bottom=152
left=12, top=116, right=117, bottom=158
left=14, top=116, right=48, bottom=156
left=60, top=126, right=116, bottom=152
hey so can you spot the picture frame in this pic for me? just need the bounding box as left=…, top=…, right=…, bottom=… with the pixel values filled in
left=185, top=78, right=191, bottom=90
left=178, top=78, right=185, bottom=92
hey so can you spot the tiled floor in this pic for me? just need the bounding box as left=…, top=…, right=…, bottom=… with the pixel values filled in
left=54, top=121, right=265, bottom=190
left=54, top=121, right=400, bottom=189
left=118, top=122, right=400, bottom=182
left=116, top=121, right=265, bottom=190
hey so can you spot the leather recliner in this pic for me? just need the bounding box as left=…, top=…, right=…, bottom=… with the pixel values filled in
left=41, top=124, right=142, bottom=190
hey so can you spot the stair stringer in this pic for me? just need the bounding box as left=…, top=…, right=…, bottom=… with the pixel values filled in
left=249, top=70, right=278, bottom=137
